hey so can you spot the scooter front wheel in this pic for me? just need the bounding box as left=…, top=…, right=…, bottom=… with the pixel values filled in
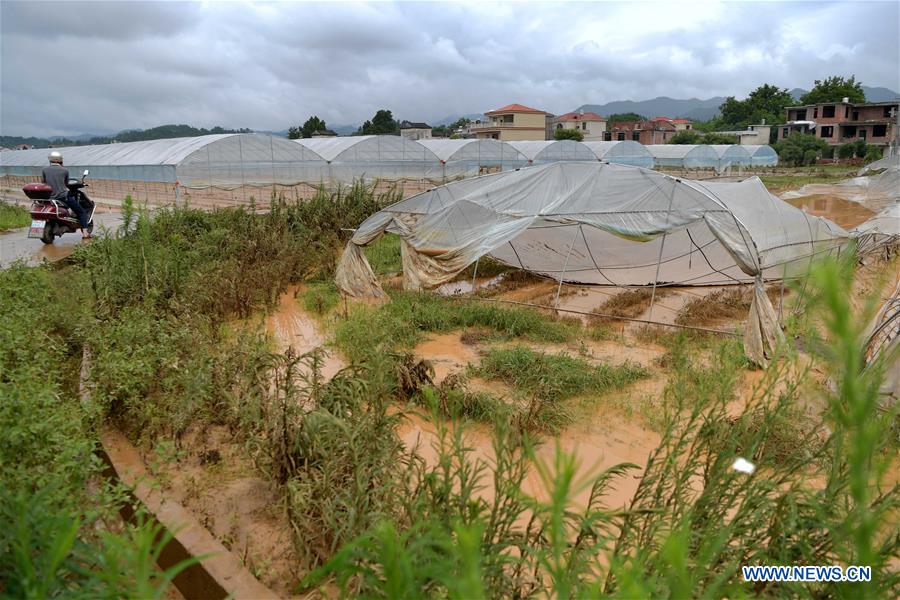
left=40, top=222, right=55, bottom=244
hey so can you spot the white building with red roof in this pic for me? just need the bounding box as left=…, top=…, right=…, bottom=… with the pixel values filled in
left=552, top=111, right=607, bottom=141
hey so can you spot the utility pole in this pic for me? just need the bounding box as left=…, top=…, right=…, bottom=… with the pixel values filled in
left=890, top=105, right=899, bottom=158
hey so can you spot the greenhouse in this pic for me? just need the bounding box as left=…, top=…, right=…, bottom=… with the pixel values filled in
left=645, top=144, right=719, bottom=169
left=744, top=145, right=779, bottom=167
left=507, top=140, right=597, bottom=164
left=293, top=135, right=443, bottom=189
left=0, top=134, right=327, bottom=207
left=335, top=162, right=848, bottom=365
left=710, top=145, right=752, bottom=169
left=581, top=141, right=655, bottom=168
left=415, top=139, right=528, bottom=180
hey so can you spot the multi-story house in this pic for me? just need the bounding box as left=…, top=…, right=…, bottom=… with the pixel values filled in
left=605, top=117, right=691, bottom=144
left=471, top=103, right=549, bottom=141
left=780, top=99, right=898, bottom=148
left=552, top=111, right=607, bottom=140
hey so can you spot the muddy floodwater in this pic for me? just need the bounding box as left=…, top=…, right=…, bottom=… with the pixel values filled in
left=0, top=211, right=123, bottom=268
left=782, top=194, right=875, bottom=229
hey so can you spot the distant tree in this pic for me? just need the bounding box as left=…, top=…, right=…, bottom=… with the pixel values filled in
left=432, top=117, right=471, bottom=138
left=701, top=132, right=740, bottom=144
left=554, top=128, right=584, bottom=141
left=773, top=133, right=829, bottom=166
left=718, top=84, right=795, bottom=130
left=607, top=113, right=645, bottom=126
left=838, top=139, right=867, bottom=159
left=356, top=109, right=400, bottom=135
left=669, top=130, right=703, bottom=144
left=800, top=76, right=866, bottom=105
left=288, top=116, right=327, bottom=139
left=864, top=145, right=883, bottom=163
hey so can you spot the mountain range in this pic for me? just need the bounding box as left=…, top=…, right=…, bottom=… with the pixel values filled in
left=573, top=86, right=899, bottom=121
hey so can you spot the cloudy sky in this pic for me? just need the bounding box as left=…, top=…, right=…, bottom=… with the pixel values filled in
left=2, top=0, right=898, bottom=137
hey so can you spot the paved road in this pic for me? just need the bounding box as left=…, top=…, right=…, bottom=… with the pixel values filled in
left=0, top=211, right=123, bottom=268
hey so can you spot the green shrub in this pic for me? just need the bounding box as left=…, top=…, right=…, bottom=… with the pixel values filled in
left=0, top=201, right=30, bottom=232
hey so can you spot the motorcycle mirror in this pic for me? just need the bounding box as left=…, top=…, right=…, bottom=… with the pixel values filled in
left=83, top=169, right=90, bottom=176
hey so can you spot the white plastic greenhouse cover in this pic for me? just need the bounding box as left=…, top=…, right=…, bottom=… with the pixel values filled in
left=507, top=140, right=597, bottom=163
left=0, top=134, right=327, bottom=188
left=293, top=135, right=443, bottom=183
left=645, top=144, right=719, bottom=169
left=582, top=141, right=655, bottom=168
left=335, top=162, right=848, bottom=364
left=415, top=139, right=527, bottom=179
left=743, top=145, right=779, bottom=167
left=710, top=145, right=752, bottom=167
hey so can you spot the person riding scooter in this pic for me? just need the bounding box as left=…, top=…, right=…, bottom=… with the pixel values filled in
left=42, top=151, right=90, bottom=239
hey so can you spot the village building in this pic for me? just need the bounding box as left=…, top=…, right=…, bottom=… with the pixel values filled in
left=779, top=99, right=899, bottom=149
left=605, top=117, right=692, bottom=144
left=552, top=111, right=607, bottom=140
left=399, top=121, right=432, bottom=140
left=471, top=103, right=549, bottom=141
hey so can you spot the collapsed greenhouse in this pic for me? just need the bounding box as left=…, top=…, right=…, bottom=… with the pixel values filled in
left=645, top=144, right=720, bottom=169
left=507, top=140, right=597, bottom=163
left=0, top=134, right=328, bottom=207
left=414, top=139, right=528, bottom=179
left=335, top=161, right=849, bottom=365
left=582, top=141, right=655, bottom=168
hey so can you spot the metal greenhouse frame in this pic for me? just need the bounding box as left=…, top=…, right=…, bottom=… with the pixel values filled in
left=645, top=144, right=720, bottom=169
left=415, top=139, right=528, bottom=180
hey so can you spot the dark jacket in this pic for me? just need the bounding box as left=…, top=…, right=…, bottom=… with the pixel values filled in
left=42, top=164, right=70, bottom=200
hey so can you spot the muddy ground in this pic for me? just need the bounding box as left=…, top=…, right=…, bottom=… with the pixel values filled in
left=129, top=188, right=896, bottom=595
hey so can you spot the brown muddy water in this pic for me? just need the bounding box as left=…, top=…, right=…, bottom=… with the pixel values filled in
left=265, top=285, right=345, bottom=379
left=783, top=194, right=875, bottom=229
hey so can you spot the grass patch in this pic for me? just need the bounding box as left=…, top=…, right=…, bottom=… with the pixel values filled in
left=471, top=345, right=648, bottom=404
left=593, top=287, right=666, bottom=321
left=364, top=234, right=402, bottom=274
left=0, top=201, right=30, bottom=231
left=301, top=282, right=341, bottom=316
left=675, top=285, right=784, bottom=326
left=335, top=292, right=579, bottom=363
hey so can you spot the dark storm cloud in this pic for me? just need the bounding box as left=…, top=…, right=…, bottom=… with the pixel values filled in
left=1, top=1, right=897, bottom=137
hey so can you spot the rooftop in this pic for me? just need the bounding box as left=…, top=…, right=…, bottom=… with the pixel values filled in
left=400, top=121, right=432, bottom=129
left=554, top=111, right=606, bottom=122
left=485, top=103, right=547, bottom=115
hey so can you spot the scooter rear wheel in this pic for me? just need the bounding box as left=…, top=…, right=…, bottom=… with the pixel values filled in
left=40, top=222, right=55, bottom=244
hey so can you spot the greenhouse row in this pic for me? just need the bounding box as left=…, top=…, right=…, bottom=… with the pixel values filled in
left=0, top=134, right=777, bottom=207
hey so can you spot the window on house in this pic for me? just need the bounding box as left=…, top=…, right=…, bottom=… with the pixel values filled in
left=843, top=126, right=856, bottom=138
left=632, top=131, right=640, bottom=141
left=617, top=132, right=625, bottom=141
left=603, top=131, right=612, bottom=141
left=813, top=107, right=818, bottom=118
left=845, top=106, right=850, bottom=118
left=884, top=106, right=894, bottom=118
left=852, top=111, right=859, bottom=120
left=873, top=125, right=887, bottom=137
left=556, top=123, right=563, bottom=130
left=686, top=125, right=691, bottom=130
left=820, top=126, right=833, bottom=138
left=782, top=127, right=788, bottom=137
left=859, top=129, right=867, bottom=139
left=822, top=105, right=835, bottom=118
left=582, top=123, right=587, bottom=130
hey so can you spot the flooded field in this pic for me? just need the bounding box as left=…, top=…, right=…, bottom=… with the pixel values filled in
left=783, top=194, right=875, bottom=229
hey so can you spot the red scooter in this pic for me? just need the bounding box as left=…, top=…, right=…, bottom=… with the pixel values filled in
left=23, top=169, right=95, bottom=244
